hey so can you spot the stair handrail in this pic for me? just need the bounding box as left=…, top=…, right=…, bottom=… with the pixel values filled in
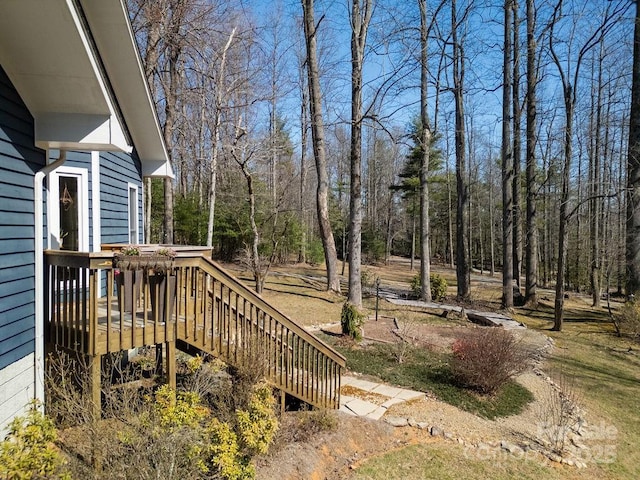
left=186, top=256, right=346, bottom=369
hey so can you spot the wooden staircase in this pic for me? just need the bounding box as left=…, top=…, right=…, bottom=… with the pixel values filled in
left=44, top=248, right=345, bottom=410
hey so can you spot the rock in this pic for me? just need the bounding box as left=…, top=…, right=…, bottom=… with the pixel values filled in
left=500, top=440, right=522, bottom=454
left=408, top=418, right=422, bottom=428
left=548, top=453, right=563, bottom=463
left=571, top=438, right=588, bottom=450
left=416, top=422, right=429, bottom=430
left=385, top=416, right=409, bottom=427
left=430, top=425, right=444, bottom=437
left=443, top=431, right=454, bottom=441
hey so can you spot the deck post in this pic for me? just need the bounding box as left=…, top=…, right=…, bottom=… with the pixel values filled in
left=89, top=354, right=101, bottom=420
left=166, top=341, right=176, bottom=390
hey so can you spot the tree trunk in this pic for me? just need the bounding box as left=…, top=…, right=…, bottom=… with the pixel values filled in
left=453, top=0, right=470, bottom=300
left=206, top=29, right=236, bottom=248
left=554, top=94, right=573, bottom=331
left=524, top=0, right=538, bottom=305
left=419, top=0, right=432, bottom=302
left=590, top=42, right=604, bottom=307
left=299, top=59, right=309, bottom=264
left=489, top=154, right=496, bottom=276
left=138, top=2, right=162, bottom=244
left=302, top=0, right=341, bottom=292
left=347, top=0, right=373, bottom=308
left=627, top=0, right=640, bottom=299
left=502, top=0, right=514, bottom=309
left=512, top=0, right=522, bottom=296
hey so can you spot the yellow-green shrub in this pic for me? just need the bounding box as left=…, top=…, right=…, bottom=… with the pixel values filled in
left=236, top=383, right=278, bottom=454
left=153, top=384, right=208, bottom=430
left=204, top=382, right=278, bottom=480
left=0, top=403, right=70, bottom=480
left=207, top=419, right=255, bottom=480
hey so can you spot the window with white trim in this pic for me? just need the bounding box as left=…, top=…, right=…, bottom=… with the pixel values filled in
left=128, top=183, right=139, bottom=244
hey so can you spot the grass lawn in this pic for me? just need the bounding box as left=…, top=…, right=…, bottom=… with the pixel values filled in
left=232, top=260, right=640, bottom=480
left=321, top=335, right=533, bottom=419
left=350, top=300, right=640, bottom=480
left=351, top=443, right=569, bottom=480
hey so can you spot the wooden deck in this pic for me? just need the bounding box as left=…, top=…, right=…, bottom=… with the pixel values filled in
left=44, top=248, right=345, bottom=410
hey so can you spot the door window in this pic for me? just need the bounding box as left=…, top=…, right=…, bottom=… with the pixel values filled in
left=49, top=167, right=89, bottom=251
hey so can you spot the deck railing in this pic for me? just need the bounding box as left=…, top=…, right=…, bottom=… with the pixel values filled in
left=44, top=248, right=345, bottom=409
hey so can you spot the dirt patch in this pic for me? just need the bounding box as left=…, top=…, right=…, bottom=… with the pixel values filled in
left=257, top=412, right=403, bottom=480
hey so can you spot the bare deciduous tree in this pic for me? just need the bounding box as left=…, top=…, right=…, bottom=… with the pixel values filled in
left=302, top=0, right=341, bottom=292
left=347, top=0, right=373, bottom=308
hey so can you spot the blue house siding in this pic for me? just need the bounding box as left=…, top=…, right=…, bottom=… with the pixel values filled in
left=100, top=150, right=143, bottom=244
left=0, top=65, right=45, bottom=372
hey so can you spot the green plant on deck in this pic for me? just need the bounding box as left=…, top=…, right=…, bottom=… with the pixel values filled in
left=119, top=244, right=140, bottom=256
left=0, top=402, right=71, bottom=480
left=341, top=302, right=366, bottom=341
left=410, top=273, right=448, bottom=301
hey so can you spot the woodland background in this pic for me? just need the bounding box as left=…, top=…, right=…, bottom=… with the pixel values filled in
left=128, top=0, right=639, bottom=329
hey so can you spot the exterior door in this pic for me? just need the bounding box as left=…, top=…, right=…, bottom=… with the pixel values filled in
left=49, top=167, right=89, bottom=251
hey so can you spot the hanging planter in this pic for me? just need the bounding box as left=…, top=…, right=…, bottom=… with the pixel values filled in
left=112, top=246, right=177, bottom=272
left=113, top=254, right=175, bottom=272
left=113, top=246, right=177, bottom=315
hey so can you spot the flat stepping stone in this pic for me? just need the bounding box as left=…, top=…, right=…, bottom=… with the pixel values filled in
left=342, top=377, right=381, bottom=391
left=342, top=397, right=379, bottom=417
left=371, top=384, right=405, bottom=397
left=396, top=389, right=425, bottom=401
left=366, top=406, right=388, bottom=421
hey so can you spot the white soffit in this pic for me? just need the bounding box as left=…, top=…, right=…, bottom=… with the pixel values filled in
left=0, top=0, right=129, bottom=152
left=0, top=0, right=172, bottom=177
left=80, top=0, right=172, bottom=178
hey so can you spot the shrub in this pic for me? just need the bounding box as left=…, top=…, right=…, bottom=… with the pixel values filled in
left=614, top=302, right=640, bottom=341
left=281, top=409, right=338, bottom=444
left=361, top=268, right=376, bottom=288
left=410, top=273, right=448, bottom=301
left=235, top=383, right=279, bottom=455
left=206, top=419, right=255, bottom=480
left=0, top=402, right=71, bottom=480
left=205, top=382, right=278, bottom=480
left=341, top=302, right=366, bottom=341
left=451, top=328, right=528, bottom=394
left=44, top=349, right=277, bottom=480
left=536, top=374, right=582, bottom=455
left=306, top=238, right=325, bottom=266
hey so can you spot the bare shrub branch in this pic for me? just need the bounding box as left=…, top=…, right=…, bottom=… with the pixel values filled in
left=451, top=328, right=530, bottom=394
